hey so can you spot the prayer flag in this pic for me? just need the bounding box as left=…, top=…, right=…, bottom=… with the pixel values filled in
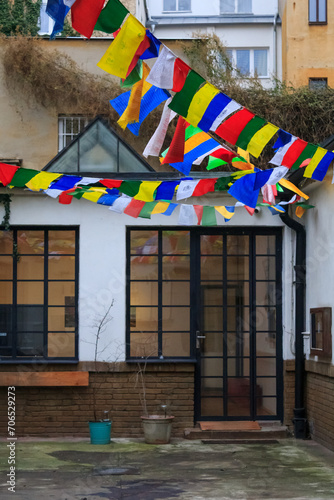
left=109, top=194, right=132, bottom=213
left=176, top=180, right=200, bottom=200
left=71, top=0, right=105, bottom=39
left=266, top=166, right=289, bottom=185
left=100, top=179, right=123, bottom=189
left=124, top=199, right=146, bottom=218
left=215, top=206, right=235, bottom=221
left=140, top=31, right=161, bottom=60
left=138, top=201, right=158, bottom=219
left=117, top=63, right=151, bottom=129
left=207, top=156, right=228, bottom=170
left=146, top=45, right=176, bottom=89
left=10, top=168, right=37, bottom=187
left=291, top=143, right=318, bottom=170
left=236, top=116, right=267, bottom=151
left=270, top=135, right=298, bottom=166
left=155, top=181, right=179, bottom=201
left=278, top=178, right=309, bottom=199
left=64, top=0, right=77, bottom=6
left=210, top=100, right=241, bottom=132
left=168, top=71, right=206, bottom=117
left=246, top=123, right=279, bottom=158
left=97, top=15, right=146, bottom=78
left=170, top=138, right=218, bottom=175
left=26, top=172, right=62, bottom=191
left=49, top=175, right=82, bottom=191
left=151, top=202, right=170, bottom=214
left=162, top=117, right=187, bottom=164
left=0, top=163, right=19, bottom=186
left=118, top=181, right=142, bottom=197
left=95, top=0, right=129, bottom=34
left=185, top=83, right=220, bottom=128
left=194, top=205, right=204, bottom=225
left=215, top=108, right=255, bottom=145
left=121, top=60, right=143, bottom=88
left=228, top=172, right=260, bottom=208
left=281, top=138, right=308, bottom=168
left=134, top=181, right=161, bottom=202
left=97, top=193, right=120, bottom=206
left=198, top=93, right=232, bottom=132
left=163, top=203, right=178, bottom=216
left=304, top=148, right=334, bottom=181
left=202, top=206, right=217, bottom=226
left=172, top=58, right=191, bottom=92
left=143, top=98, right=176, bottom=157
left=178, top=204, right=198, bottom=225
left=192, top=179, right=217, bottom=197
left=46, top=0, right=69, bottom=39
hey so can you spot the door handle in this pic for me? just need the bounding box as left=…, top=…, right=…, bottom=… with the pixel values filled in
left=196, top=332, right=206, bottom=349
left=196, top=336, right=206, bottom=339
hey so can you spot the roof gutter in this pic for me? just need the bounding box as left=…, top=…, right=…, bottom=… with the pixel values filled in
left=279, top=211, right=307, bottom=439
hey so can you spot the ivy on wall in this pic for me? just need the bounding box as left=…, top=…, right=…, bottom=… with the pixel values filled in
left=0, top=0, right=42, bottom=36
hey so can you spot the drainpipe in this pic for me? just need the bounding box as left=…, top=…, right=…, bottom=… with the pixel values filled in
left=279, top=211, right=307, bottom=439
left=143, top=0, right=156, bottom=33
left=273, top=11, right=279, bottom=80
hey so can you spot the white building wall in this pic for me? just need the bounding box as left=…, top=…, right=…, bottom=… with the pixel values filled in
left=7, top=192, right=294, bottom=363
left=148, top=0, right=278, bottom=17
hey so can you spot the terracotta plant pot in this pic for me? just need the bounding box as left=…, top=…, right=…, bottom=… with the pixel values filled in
left=141, top=415, right=174, bottom=444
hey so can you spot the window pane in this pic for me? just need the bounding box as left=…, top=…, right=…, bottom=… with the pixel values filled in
left=201, top=257, right=223, bottom=280
left=220, top=0, right=235, bottom=13
left=236, top=50, right=250, bottom=75
left=48, top=230, right=76, bottom=254
left=17, top=256, right=44, bottom=280
left=256, top=235, right=275, bottom=255
left=48, top=307, right=75, bottom=331
left=48, top=256, right=75, bottom=280
left=257, top=357, right=276, bottom=377
left=256, top=256, right=275, bottom=280
left=48, top=332, right=75, bottom=357
left=0, top=256, right=12, bottom=279
left=201, top=235, right=223, bottom=254
left=319, top=0, right=327, bottom=22
left=0, top=282, right=12, bottom=304
left=163, top=256, right=190, bottom=280
left=201, top=397, right=224, bottom=417
left=227, top=256, right=249, bottom=280
left=131, top=256, right=158, bottom=280
left=163, top=230, right=190, bottom=255
left=227, top=235, right=249, bottom=254
left=257, top=332, right=276, bottom=356
left=0, top=231, right=13, bottom=253
left=238, top=0, right=251, bottom=13
left=202, top=285, right=223, bottom=306
left=257, top=396, right=276, bottom=416
left=227, top=282, right=249, bottom=306
left=17, top=230, right=44, bottom=254
left=309, top=0, right=317, bottom=22
left=49, top=281, right=75, bottom=305
left=130, top=307, right=158, bottom=331
left=162, top=332, right=190, bottom=356
left=256, top=282, right=276, bottom=306
left=202, top=333, right=223, bottom=356
left=17, top=332, right=44, bottom=356
left=202, top=357, right=223, bottom=377
left=203, top=307, right=223, bottom=331
left=162, top=282, right=190, bottom=306
left=163, top=307, right=190, bottom=331
left=227, top=331, right=250, bottom=356
left=130, top=231, right=158, bottom=255
left=0, top=305, right=12, bottom=333
left=254, top=49, right=267, bottom=77
left=179, top=0, right=191, bottom=11
left=309, top=78, right=327, bottom=90
left=130, top=332, right=158, bottom=357
left=255, top=307, right=276, bottom=331
left=164, top=0, right=176, bottom=10
left=131, top=282, right=158, bottom=306
left=17, top=306, right=43, bottom=332
left=17, top=282, right=44, bottom=305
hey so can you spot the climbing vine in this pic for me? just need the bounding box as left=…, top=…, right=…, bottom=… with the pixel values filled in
left=0, top=194, right=12, bottom=231
left=0, top=0, right=42, bottom=37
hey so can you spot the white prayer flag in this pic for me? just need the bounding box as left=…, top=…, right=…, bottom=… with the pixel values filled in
left=146, top=45, right=176, bottom=89
left=176, top=180, right=200, bottom=201
left=210, top=101, right=242, bottom=132
left=143, top=98, right=176, bottom=157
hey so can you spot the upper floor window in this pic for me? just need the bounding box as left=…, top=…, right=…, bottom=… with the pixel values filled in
left=58, top=116, right=89, bottom=152
left=220, top=0, right=252, bottom=14
left=309, top=0, right=327, bottom=24
left=0, top=227, right=78, bottom=362
left=163, top=0, right=191, bottom=12
left=226, top=48, right=268, bottom=78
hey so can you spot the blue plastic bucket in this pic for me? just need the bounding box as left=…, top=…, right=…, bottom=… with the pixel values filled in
left=89, top=421, right=112, bottom=445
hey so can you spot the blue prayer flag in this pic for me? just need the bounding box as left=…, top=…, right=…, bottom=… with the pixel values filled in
left=197, top=93, right=232, bottom=132
left=228, top=173, right=260, bottom=208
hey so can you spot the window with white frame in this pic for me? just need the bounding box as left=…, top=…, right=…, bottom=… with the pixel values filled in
left=220, top=0, right=252, bottom=13
left=225, top=48, right=268, bottom=77
left=309, top=0, right=327, bottom=24
left=163, top=0, right=191, bottom=12
left=39, top=0, right=54, bottom=35
left=58, top=116, right=90, bottom=152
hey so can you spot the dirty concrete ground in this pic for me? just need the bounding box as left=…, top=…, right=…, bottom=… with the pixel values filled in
left=1, top=438, right=334, bottom=500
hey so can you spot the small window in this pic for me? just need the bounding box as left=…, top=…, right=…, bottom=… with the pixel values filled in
left=58, top=116, right=89, bottom=151
left=309, top=77, right=327, bottom=90
left=220, top=0, right=252, bottom=13
left=309, top=0, right=327, bottom=24
left=223, top=48, right=268, bottom=78
left=310, top=307, right=332, bottom=359
left=163, top=0, right=191, bottom=12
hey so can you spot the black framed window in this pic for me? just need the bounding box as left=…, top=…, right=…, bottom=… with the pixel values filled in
left=0, top=227, right=78, bottom=362
left=309, top=0, right=327, bottom=24
left=310, top=307, right=332, bottom=359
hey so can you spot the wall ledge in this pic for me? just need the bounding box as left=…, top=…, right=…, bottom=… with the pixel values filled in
left=305, top=359, right=334, bottom=378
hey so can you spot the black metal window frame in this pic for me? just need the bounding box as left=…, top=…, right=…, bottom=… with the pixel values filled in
left=309, top=0, right=327, bottom=24
left=0, top=226, right=79, bottom=364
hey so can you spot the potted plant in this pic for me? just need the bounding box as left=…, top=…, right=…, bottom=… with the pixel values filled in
left=136, top=361, right=174, bottom=444
left=88, top=301, right=114, bottom=445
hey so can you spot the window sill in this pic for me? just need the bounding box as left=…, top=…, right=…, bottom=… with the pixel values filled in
left=308, top=22, right=327, bottom=26
left=126, top=358, right=197, bottom=364
left=162, top=10, right=192, bottom=14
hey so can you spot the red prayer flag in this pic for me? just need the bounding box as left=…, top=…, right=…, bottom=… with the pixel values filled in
left=245, top=205, right=255, bottom=216
left=211, top=148, right=239, bottom=163
left=124, top=199, right=145, bottom=218
left=125, top=35, right=151, bottom=78
left=162, top=117, right=187, bottom=164
left=0, top=163, right=19, bottom=186
left=192, top=178, right=218, bottom=197
left=59, top=188, right=75, bottom=205
left=194, top=205, right=203, bottom=225
left=100, top=179, right=123, bottom=189
left=215, top=109, right=255, bottom=145
left=172, top=58, right=191, bottom=92
left=281, top=139, right=308, bottom=169
left=71, top=0, right=105, bottom=39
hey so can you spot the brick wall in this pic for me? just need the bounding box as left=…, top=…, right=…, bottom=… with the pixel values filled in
left=283, top=360, right=295, bottom=429
left=0, top=363, right=195, bottom=438
left=305, top=360, right=334, bottom=451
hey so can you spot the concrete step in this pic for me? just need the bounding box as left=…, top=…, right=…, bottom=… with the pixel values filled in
left=184, top=422, right=289, bottom=441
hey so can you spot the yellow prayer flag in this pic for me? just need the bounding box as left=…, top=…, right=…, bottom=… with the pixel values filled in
left=134, top=181, right=161, bottom=202
left=186, top=83, right=220, bottom=127
left=295, top=206, right=306, bottom=218
left=215, top=206, right=235, bottom=220
left=26, top=172, right=62, bottom=191
left=152, top=202, right=170, bottom=214
left=237, top=147, right=250, bottom=163
left=278, top=178, right=309, bottom=200
left=118, top=63, right=151, bottom=129
left=246, top=123, right=279, bottom=158
left=97, top=14, right=146, bottom=78
left=82, top=191, right=105, bottom=203
left=304, top=147, right=327, bottom=178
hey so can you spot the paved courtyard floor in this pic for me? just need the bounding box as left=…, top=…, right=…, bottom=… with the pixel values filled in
left=1, top=438, right=334, bottom=499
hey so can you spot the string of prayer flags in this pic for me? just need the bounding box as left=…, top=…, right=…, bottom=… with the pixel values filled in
left=197, top=93, right=232, bottom=132
left=236, top=116, right=267, bottom=151
left=143, top=98, right=177, bottom=158
left=71, top=0, right=105, bottom=39
left=155, top=181, right=179, bottom=200
left=185, top=83, right=221, bottom=128
left=215, top=108, right=255, bottom=145
left=246, top=123, right=279, bottom=158
left=304, top=148, right=334, bottom=181
left=95, top=0, right=129, bottom=34
left=168, top=71, right=206, bottom=117
left=26, top=172, right=62, bottom=191
left=270, top=133, right=298, bottom=166
left=0, top=163, right=19, bottom=186
left=97, top=14, right=147, bottom=78
left=134, top=181, right=162, bottom=202
left=210, top=100, right=242, bottom=132
left=169, top=135, right=219, bottom=175
left=46, top=0, right=69, bottom=39
left=109, top=194, right=132, bottom=213
left=215, top=205, right=235, bottom=221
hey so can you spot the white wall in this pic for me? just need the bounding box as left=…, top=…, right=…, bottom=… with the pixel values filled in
left=6, top=191, right=294, bottom=362
left=148, top=0, right=278, bottom=17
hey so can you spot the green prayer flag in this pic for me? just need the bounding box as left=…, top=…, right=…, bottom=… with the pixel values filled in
left=72, top=186, right=91, bottom=199
left=95, top=0, right=129, bottom=34
left=185, top=125, right=202, bottom=141
left=207, top=156, right=228, bottom=170
left=236, top=116, right=267, bottom=150
left=120, top=60, right=143, bottom=88
left=214, top=176, right=233, bottom=191
left=168, top=71, right=205, bottom=117
left=294, top=202, right=315, bottom=209
left=291, top=143, right=318, bottom=170
left=202, top=206, right=217, bottom=226
left=118, top=181, right=142, bottom=197
left=10, top=168, right=39, bottom=188
left=276, top=184, right=284, bottom=192
left=138, top=201, right=157, bottom=219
